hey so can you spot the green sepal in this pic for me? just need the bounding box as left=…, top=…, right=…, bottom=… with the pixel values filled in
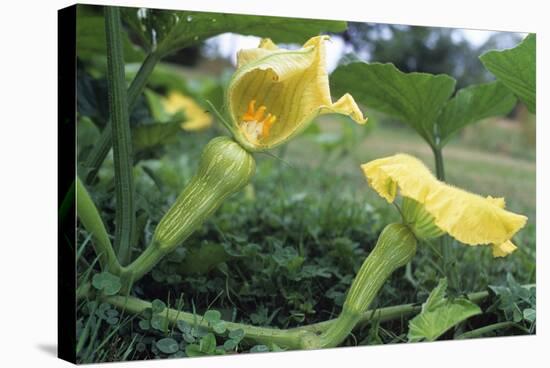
left=401, top=197, right=445, bottom=241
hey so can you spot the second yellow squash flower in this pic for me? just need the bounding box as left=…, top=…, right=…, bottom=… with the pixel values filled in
left=163, top=91, right=213, bottom=132
left=227, top=36, right=367, bottom=151
left=361, top=154, right=528, bottom=257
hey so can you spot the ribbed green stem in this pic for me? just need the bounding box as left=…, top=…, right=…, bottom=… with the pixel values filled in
left=84, top=51, right=162, bottom=184
left=80, top=281, right=527, bottom=348
left=76, top=177, right=121, bottom=274
left=98, top=291, right=496, bottom=349
left=105, top=7, right=135, bottom=266
left=126, top=53, right=161, bottom=104
left=318, top=223, right=417, bottom=348
left=120, top=137, right=255, bottom=290
left=103, top=295, right=319, bottom=349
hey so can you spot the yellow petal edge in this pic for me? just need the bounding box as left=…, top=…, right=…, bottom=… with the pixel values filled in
left=228, top=36, right=367, bottom=150
left=360, top=154, right=527, bottom=257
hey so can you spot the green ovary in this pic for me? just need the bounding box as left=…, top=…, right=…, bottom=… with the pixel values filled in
left=153, top=136, right=256, bottom=252
left=317, top=223, right=417, bottom=348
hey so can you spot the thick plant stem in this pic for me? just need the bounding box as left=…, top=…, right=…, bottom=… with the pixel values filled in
left=103, top=295, right=320, bottom=349
left=76, top=177, right=121, bottom=274
left=456, top=321, right=518, bottom=340
left=317, top=223, right=417, bottom=348
left=105, top=7, right=135, bottom=266
left=120, top=137, right=255, bottom=290
left=84, top=51, right=162, bottom=184
left=99, top=290, right=495, bottom=348
left=431, top=145, right=459, bottom=293
left=121, top=241, right=167, bottom=290
left=432, top=146, right=446, bottom=181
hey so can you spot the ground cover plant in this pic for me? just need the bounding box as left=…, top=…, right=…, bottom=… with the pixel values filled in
left=72, top=5, right=536, bottom=363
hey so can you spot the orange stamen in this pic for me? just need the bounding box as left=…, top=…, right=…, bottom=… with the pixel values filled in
left=261, top=114, right=277, bottom=137
left=240, top=99, right=278, bottom=140
left=254, top=106, right=267, bottom=121
left=242, top=100, right=257, bottom=121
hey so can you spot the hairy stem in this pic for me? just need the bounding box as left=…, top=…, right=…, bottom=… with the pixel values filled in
left=103, top=295, right=319, bottom=349
left=104, top=7, right=135, bottom=266
left=100, top=290, right=494, bottom=349
left=456, top=321, right=518, bottom=339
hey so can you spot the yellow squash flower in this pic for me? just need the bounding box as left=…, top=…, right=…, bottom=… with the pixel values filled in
left=361, top=154, right=528, bottom=257
left=163, top=91, right=213, bottom=131
left=227, top=36, right=367, bottom=151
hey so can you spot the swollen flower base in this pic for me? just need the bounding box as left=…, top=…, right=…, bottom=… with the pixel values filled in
left=124, top=136, right=256, bottom=284
left=317, top=224, right=417, bottom=348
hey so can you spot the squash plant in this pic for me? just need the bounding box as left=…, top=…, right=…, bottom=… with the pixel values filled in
left=75, top=6, right=532, bottom=355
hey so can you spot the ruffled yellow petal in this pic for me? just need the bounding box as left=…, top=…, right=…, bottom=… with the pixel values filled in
left=163, top=91, right=213, bottom=132
left=492, top=240, right=518, bottom=257
left=486, top=196, right=506, bottom=208
left=361, top=154, right=528, bottom=255
left=228, top=36, right=366, bottom=150
left=361, top=154, right=437, bottom=203
left=317, top=93, right=367, bottom=125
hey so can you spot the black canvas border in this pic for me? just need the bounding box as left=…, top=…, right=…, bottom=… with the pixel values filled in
left=58, top=4, right=77, bottom=364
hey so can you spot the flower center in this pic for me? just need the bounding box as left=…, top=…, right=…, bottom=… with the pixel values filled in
left=240, top=99, right=277, bottom=142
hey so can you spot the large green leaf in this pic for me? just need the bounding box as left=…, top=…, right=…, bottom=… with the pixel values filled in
left=437, top=81, right=517, bottom=146
left=480, top=34, right=536, bottom=113
left=408, top=278, right=482, bottom=342
left=122, top=8, right=347, bottom=56
left=330, top=62, right=456, bottom=147
left=76, top=5, right=144, bottom=62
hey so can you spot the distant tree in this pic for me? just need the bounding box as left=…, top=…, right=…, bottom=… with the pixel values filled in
left=340, top=23, right=522, bottom=90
